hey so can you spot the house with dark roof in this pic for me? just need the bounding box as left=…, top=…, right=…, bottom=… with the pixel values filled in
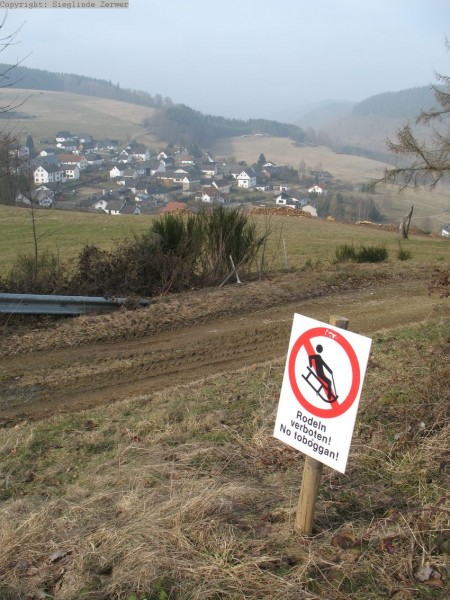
left=195, top=185, right=228, bottom=204
left=201, top=162, right=218, bottom=178
left=85, top=154, right=104, bottom=166
left=55, top=131, right=75, bottom=143
left=237, top=168, right=257, bottom=188
left=56, top=140, right=79, bottom=153
left=34, top=163, right=65, bottom=185
left=64, top=165, right=81, bottom=180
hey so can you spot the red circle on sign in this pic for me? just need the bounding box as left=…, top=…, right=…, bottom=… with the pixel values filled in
left=288, top=326, right=360, bottom=418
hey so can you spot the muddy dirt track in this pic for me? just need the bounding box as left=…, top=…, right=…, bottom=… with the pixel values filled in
left=0, top=268, right=446, bottom=427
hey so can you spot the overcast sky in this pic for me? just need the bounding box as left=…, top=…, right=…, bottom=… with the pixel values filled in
left=3, top=0, right=449, bottom=120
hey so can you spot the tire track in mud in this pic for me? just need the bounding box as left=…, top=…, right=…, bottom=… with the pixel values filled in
left=0, top=279, right=442, bottom=427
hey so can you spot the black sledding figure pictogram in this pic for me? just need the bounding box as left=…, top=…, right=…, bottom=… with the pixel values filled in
left=302, top=344, right=338, bottom=403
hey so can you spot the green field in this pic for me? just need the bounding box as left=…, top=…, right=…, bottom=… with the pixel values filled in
left=1, top=204, right=449, bottom=278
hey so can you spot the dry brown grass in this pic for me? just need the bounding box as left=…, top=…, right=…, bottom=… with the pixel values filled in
left=0, top=310, right=448, bottom=599
left=0, top=89, right=158, bottom=147
left=213, top=136, right=391, bottom=183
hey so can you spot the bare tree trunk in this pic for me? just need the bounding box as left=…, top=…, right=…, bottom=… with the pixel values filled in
left=399, top=205, right=413, bottom=239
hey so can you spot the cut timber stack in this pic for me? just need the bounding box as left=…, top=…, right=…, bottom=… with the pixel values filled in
left=250, top=207, right=312, bottom=218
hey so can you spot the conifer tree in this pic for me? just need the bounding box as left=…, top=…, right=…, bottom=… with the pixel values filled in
left=383, top=60, right=450, bottom=188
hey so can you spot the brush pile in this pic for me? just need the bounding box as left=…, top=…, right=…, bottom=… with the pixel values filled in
left=251, top=206, right=312, bottom=217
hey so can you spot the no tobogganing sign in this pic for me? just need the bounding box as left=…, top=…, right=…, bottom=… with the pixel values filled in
left=274, top=314, right=372, bottom=473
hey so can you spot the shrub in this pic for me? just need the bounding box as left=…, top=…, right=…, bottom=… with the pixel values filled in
left=334, top=243, right=357, bottom=262
left=354, top=244, right=388, bottom=263
left=69, top=206, right=268, bottom=297
left=5, top=249, right=67, bottom=294
left=397, top=243, right=412, bottom=261
left=334, top=243, right=388, bottom=263
left=197, top=205, right=265, bottom=283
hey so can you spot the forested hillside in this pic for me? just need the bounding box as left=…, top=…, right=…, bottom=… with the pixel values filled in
left=295, top=86, right=444, bottom=159
left=146, top=104, right=307, bottom=146
left=352, top=85, right=439, bottom=118
left=0, top=63, right=171, bottom=108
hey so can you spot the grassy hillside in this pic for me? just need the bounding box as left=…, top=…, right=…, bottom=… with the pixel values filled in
left=0, top=89, right=158, bottom=147
left=1, top=203, right=448, bottom=279
left=0, top=205, right=156, bottom=275
left=213, top=136, right=389, bottom=182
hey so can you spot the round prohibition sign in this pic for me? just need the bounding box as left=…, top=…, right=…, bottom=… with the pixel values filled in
left=288, top=326, right=361, bottom=418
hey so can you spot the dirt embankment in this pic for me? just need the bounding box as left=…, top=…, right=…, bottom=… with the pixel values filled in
left=0, top=265, right=446, bottom=427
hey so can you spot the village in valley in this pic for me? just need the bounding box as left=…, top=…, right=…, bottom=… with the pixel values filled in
left=13, top=130, right=332, bottom=218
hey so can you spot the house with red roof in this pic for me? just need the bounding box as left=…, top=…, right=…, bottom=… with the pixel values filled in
left=57, top=153, right=88, bottom=170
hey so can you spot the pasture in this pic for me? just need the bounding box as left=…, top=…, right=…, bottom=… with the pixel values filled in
left=0, top=203, right=449, bottom=279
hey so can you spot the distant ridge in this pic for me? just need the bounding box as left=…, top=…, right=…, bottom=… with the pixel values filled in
left=352, top=85, right=438, bottom=118
left=293, top=85, right=444, bottom=159
left=296, top=100, right=356, bottom=129
left=0, top=63, right=168, bottom=108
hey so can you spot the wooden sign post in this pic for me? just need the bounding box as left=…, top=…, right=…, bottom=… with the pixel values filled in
left=273, top=314, right=371, bottom=535
left=295, top=316, right=349, bottom=534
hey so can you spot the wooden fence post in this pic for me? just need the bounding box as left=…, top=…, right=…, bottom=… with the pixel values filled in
left=295, top=315, right=349, bottom=534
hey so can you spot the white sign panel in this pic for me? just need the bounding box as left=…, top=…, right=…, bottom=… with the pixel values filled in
left=274, top=314, right=372, bottom=473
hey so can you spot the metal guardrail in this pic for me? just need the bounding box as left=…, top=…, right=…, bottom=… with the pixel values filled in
left=0, top=293, right=148, bottom=316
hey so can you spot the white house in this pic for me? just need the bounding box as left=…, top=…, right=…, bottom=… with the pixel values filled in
left=33, top=164, right=64, bottom=184
left=237, top=168, right=257, bottom=188
left=122, top=168, right=139, bottom=180
left=56, top=141, right=78, bottom=153
left=110, top=165, right=126, bottom=179
left=182, top=176, right=200, bottom=192
left=85, top=154, right=104, bottom=166
left=195, top=186, right=228, bottom=204
left=65, top=165, right=80, bottom=180
left=39, top=148, right=56, bottom=157
left=212, top=180, right=232, bottom=194
left=148, top=160, right=166, bottom=176
left=118, top=150, right=132, bottom=163
left=201, top=162, right=218, bottom=178
left=275, top=192, right=298, bottom=207
left=58, top=153, right=88, bottom=170
left=131, top=148, right=151, bottom=162
left=308, top=184, right=326, bottom=195
left=16, top=186, right=54, bottom=208
left=55, top=131, right=75, bottom=143
left=94, top=198, right=108, bottom=211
